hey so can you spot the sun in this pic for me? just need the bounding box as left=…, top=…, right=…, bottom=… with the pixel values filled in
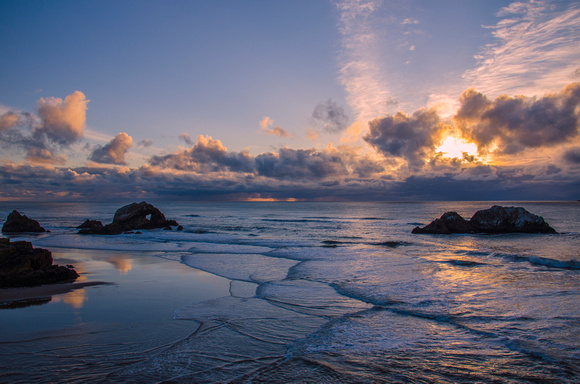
left=436, top=136, right=478, bottom=159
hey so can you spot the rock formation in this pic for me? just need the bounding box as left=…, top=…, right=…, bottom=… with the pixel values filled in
left=412, top=205, right=556, bottom=234
left=0, top=238, right=78, bottom=288
left=2, top=210, right=46, bottom=233
left=78, top=202, right=179, bottom=235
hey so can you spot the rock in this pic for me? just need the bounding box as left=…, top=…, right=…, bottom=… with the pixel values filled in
left=2, top=210, right=46, bottom=233
left=412, top=211, right=473, bottom=234
left=163, top=226, right=172, bottom=231
left=113, top=201, right=176, bottom=229
left=469, top=205, right=556, bottom=234
left=0, top=238, right=79, bottom=288
left=177, top=225, right=183, bottom=231
left=77, top=219, right=103, bottom=229
left=78, top=202, right=179, bottom=235
left=412, top=205, right=556, bottom=234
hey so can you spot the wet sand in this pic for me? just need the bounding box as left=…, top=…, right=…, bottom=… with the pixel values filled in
left=0, top=248, right=232, bottom=382
left=0, top=281, right=111, bottom=305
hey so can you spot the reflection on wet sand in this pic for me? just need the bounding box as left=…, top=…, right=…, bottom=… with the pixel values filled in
left=107, top=254, right=133, bottom=275
left=0, top=281, right=111, bottom=309
left=53, top=288, right=87, bottom=309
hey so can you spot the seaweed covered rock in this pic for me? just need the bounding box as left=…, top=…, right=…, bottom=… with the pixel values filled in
left=78, top=202, right=179, bottom=235
left=2, top=210, right=46, bottom=233
left=412, top=205, right=556, bottom=234
left=0, top=238, right=78, bottom=288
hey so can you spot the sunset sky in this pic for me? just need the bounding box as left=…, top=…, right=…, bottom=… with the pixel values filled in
left=1, top=0, right=579, bottom=201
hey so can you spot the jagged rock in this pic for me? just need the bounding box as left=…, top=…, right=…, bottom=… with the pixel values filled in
left=412, top=205, right=556, bottom=234
left=0, top=238, right=78, bottom=288
left=2, top=210, right=46, bottom=233
left=177, top=225, right=183, bottom=231
left=469, top=205, right=556, bottom=234
left=411, top=211, right=473, bottom=234
left=78, top=202, right=179, bottom=235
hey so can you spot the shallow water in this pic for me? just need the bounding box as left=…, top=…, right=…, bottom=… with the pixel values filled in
left=0, top=201, right=578, bottom=383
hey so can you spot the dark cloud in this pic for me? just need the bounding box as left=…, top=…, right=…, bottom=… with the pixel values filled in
left=90, top=132, right=133, bottom=165
left=454, top=83, right=580, bottom=154
left=150, top=135, right=352, bottom=180
left=255, top=147, right=347, bottom=180
left=150, top=135, right=255, bottom=173
left=546, top=164, right=562, bottom=175
left=563, top=147, right=580, bottom=164
left=1, top=162, right=578, bottom=202
left=364, top=109, right=447, bottom=167
left=312, top=99, right=350, bottom=133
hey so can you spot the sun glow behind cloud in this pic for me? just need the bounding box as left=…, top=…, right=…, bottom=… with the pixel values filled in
left=436, top=136, right=478, bottom=160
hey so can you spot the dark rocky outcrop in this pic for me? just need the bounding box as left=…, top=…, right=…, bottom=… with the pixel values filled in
left=78, top=202, right=179, bottom=235
left=0, top=238, right=78, bottom=288
left=412, top=205, right=556, bottom=234
left=2, top=210, right=46, bottom=233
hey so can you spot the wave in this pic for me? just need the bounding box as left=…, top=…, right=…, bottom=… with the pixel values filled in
left=492, top=252, right=580, bottom=270
left=444, top=259, right=485, bottom=267
left=371, top=241, right=410, bottom=248
left=526, top=256, right=580, bottom=269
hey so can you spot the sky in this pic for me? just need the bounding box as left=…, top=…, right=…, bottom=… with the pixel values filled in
left=1, top=0, right=579, bottom=201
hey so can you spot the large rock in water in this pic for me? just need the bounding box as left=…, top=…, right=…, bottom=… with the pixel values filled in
left=113, top=201, right=178, bottom=229
left=0, top=238, right=78, bottom=288
left=2, top=210, right=46, bottom=233
left=78, top=202, right=178, bottom=235
left=412, top=205, right=556, bottom=234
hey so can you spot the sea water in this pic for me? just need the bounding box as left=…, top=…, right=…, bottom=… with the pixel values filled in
left=0, top=201, right=578, bottom=383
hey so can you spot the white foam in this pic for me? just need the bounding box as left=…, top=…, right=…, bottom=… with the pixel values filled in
left=181, top=253, right=299, bottom=283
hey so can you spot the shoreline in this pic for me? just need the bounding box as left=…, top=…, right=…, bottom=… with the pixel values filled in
left=0, top=281, right=112, bottom=305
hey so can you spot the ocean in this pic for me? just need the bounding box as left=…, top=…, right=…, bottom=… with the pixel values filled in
left=0, top=201, right=578, bottom=383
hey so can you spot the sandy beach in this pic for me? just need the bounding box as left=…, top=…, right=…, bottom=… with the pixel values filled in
left=0, top=247, right=232, bottom=382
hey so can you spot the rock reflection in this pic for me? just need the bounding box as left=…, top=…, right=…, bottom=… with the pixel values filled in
left=107, top=254, right=133, bottom=275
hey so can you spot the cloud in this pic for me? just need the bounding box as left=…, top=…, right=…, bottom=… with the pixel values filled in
left=401, top=18, right=419, bottom=25
left=149, top=135, right=371, bottom=181
left=335, top=0, right=395, bottom=122
left=363, top=108, right=449, bottom=167
left=255, top=146, right=348, bottom=180
left=138, top=139, right=153, bottom=148
left=0, top=92, right=89, bottom=165
left=563, top=147, right=580, bottom=164
left=150, top=135, right=255, bottom=173
left=306, top=128, right=320, bottom=141
left=2, top=160, right=579, bottom=202
left=35, top=91, right=89, bottom=146
left=454, top=82, right=580, bottom=154
left=259, top=117, right=291, bottom=137
left=89, top=132, right=133, bottom=165
left=0, top=112, right=20, bottom=131
left=311, top=99, right=350, bottom=132
left=25, top=147, right=66, bottom=165
left=0, top=111, right=34, bottom=132
left=463, top=1, right=580, bottom=98
left=179, top=133, right=193, bottom=145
